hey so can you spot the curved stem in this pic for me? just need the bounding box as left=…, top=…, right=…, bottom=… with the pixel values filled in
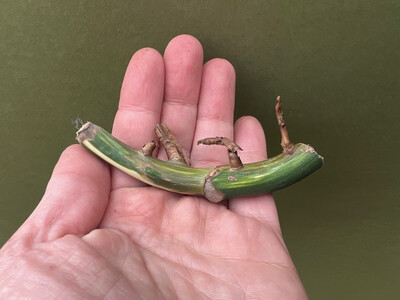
left=76, top=122, right=323, bottom=202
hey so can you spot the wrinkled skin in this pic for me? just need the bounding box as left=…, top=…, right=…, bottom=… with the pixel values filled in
left=0, top=35, right=308, bottom=299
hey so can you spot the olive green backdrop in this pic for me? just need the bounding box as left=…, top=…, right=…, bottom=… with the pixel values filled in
left=1, top=0, right=399, bottom=298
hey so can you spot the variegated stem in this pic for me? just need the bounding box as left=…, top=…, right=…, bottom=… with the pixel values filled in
left=76, top=122, right=323, bottom=202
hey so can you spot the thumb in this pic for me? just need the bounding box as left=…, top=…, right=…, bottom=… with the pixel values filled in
left=12, top=144, right=111, bottom=244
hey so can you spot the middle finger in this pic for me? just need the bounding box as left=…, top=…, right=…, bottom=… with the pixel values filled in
left=190, top=58, right=236, bottom=167
left=158, top=35, right=204, bottom=160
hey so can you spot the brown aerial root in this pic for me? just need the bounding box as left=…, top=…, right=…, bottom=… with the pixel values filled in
left=141, top=140, right=158, bottom=156
left=197, top=137, right=243, bottom=170
left=155, top=124, right=191, bottom=166
left=146, top=96, right=295, bottom=167
left=275, top=96, right=296, bottom=155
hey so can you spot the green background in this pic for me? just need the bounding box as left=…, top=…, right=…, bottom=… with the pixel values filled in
left=1, top=0, right=399, bottom=298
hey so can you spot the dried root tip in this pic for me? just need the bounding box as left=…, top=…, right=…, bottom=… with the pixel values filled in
left=155, top=124, right=191, bottom=166
left=197, top=137, right=243, bottom=170
left=141, top=140, right=158, bottom=156
left=275, top=96, right=295, bottom=155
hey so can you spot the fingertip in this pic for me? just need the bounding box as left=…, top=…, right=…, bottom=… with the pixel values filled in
left=126, top=47, right=164, bottom=80
left=197, top=58, right=236, bottom=122
left=49, top=143, right=111, bottom=212
left=235, top=115, right=262, bottom=131
left=201, top=58, right=236, bottom=113
left=58, top=144, right=94, bottom=163
left=130, top=47, right=163, bottom=64
left=120, top=48, right=164, bottom=110
left=163, top=34, right=204, bottom=104
left=203, top=58, right=236, bottom=80
left=164, top=34, right=203, bottom=57
left=58, top=144, right=83, bottom=161
left=53, top=144, right=110, bottom=185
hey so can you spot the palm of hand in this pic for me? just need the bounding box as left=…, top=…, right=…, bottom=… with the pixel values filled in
left=0, top=35, right=307, bottom=299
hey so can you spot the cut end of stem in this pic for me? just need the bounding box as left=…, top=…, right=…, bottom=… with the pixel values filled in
left=305, top=144, right=325, bottom=161
left=76, top=122, right=99, bottom=144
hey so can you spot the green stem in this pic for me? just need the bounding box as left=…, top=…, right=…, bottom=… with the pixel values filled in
left=76, top=122, right=323, bottom=202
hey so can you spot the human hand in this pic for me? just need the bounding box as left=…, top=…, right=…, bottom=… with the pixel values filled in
left=0, top=35, right=307, bottom=299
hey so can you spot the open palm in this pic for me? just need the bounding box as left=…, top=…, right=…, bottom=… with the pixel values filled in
left=0, top=35, right=307, bottom=299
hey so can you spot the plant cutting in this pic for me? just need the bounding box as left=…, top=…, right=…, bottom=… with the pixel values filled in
left=76, top=97, right=323, bottom=202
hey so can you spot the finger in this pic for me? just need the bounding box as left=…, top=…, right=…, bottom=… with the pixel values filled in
left=190, top=59, right=235, bottom=167
left=13, top=145, right=110, bottom=243
left=158, top=35, right=203, bottom=161
left=112, top=48, right=164, bottom=189
left=228, top=116, right=281, bottom=228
